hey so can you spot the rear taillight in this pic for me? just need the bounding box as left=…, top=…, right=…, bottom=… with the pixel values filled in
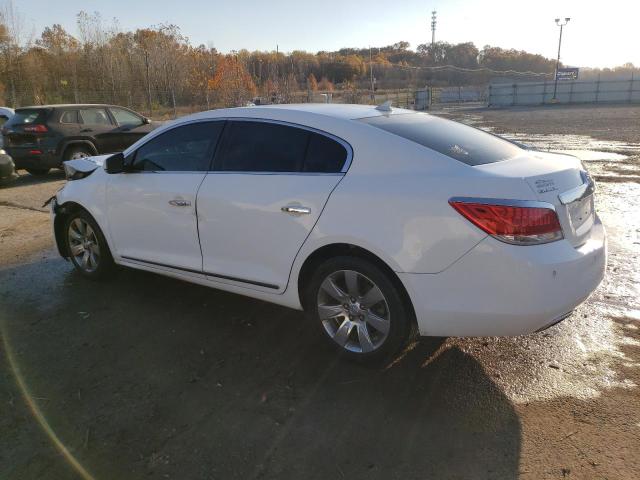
left=23, top=124, right=48, bottom=133
left=449, top=198, right=563, bottom=245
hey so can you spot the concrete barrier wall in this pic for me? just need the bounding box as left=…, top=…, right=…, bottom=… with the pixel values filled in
left=488, top=77, right=640, bottom=106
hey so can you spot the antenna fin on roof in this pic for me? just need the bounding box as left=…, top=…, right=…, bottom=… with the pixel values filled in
left=375, top=100, right=393, bottom=112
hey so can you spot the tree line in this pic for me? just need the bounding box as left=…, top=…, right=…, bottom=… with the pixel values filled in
left=0, top=7, right=635, bottom=115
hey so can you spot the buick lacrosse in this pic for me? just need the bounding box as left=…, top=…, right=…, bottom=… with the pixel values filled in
left=51, top=103, right=606, bottom=361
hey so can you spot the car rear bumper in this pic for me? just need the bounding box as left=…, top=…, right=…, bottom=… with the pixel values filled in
left=399, top=215, right=607, bottom=337
left=5, top=147, right=60, bottom=169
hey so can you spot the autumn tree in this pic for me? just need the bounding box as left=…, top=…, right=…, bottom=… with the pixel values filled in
left=307, top=73, right=318, bottom=91
left=209, top=55, right=256, bottom=107
left=318, top=76, right=334, bottom=92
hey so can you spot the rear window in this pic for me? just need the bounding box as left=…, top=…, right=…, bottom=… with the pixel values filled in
left=8, top=109, right=48, bottom=126
left=359, top=113, right=521, bottom=166
left=60, top=110, right=80, bottom=124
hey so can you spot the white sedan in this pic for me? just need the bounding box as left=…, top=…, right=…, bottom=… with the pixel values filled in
left=51, top=103, right=606, bottom=362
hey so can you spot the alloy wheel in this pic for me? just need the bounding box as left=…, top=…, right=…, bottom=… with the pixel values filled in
left=317, top=269, right=391, bottom=353
left=68, top=218, right=101, bottom=273
left=70, top=151, right=90, bottom=159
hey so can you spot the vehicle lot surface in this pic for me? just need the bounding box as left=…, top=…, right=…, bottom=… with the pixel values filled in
left=1, top=104, right=639, bottom=479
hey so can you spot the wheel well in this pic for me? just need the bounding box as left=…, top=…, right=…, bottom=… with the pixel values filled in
left=53, top=201, right=85, bottom=258
left=62, top=141, right=97, bottom=159
left=297, top=243, right=416, bottom=322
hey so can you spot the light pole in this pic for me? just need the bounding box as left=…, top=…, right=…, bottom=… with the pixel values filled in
left=552, top=17, right=570, bottom=101
left=431, top=11, right=437, bottom=47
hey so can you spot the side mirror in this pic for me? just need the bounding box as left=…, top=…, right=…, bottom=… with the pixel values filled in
left=105, top=152, right=125, bottom=174
left=142, top=117, right=151, bottom=125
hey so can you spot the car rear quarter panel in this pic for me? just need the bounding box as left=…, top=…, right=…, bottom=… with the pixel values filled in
left=304, top=126, right=539, bottom=275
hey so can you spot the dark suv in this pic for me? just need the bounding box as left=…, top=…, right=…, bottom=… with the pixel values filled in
left=2, top=104, right=157, bottom=175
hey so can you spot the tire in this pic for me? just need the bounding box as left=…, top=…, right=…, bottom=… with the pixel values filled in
left=64, top=209, right=114, bottom=280
left=25, top=167, right=50, bottom=176
left=63, top=145, right=93, bottom=161
left=304, top=256, right=415, bottom=364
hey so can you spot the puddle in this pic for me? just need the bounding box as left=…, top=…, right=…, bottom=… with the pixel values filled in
left=548, top=150, right=628, bottom=162
left=452, top=114, right=640, bottom=161
left=499, top=132, right=640, bottom=159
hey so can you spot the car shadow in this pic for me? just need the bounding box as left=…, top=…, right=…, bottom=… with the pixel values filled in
left=0, top=257, right=521, bottom=480
left=11, top=169, right=65, bottom=186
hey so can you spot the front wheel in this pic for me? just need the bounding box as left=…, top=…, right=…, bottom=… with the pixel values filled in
left=305, top=256, right=415, bottom=363
left=64, top=210, right=114, bottom=280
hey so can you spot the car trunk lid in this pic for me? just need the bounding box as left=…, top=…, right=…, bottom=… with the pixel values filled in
left=476, top=150, right=595, bottom=248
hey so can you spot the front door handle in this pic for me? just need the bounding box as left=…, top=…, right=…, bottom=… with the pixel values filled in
left=80, top=128, right=93, bottom=133
left=169, top=199, right=191, bottom=207
left=281, top=205, right=311, bottom=215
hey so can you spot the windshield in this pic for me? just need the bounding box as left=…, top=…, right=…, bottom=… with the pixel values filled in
left=359, top=113, right=522, bottom=166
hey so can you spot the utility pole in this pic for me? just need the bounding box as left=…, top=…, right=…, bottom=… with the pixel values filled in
left=552, top=17, right=570, bottom=101
left=431, top=10, right=437, bottom=47
left=369, top=46, right=375, bottom=100
left=144, top=49, right=152, bottom=117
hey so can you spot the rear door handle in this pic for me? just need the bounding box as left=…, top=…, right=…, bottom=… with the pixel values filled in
left=281, top=205, right=311, bottom=215
left=169, top=199, right=191, bottom=207
left=80, top=128, right=93, bottom=133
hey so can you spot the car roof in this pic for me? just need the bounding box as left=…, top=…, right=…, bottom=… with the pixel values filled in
left=239, top=103, right=415, bottom=120
left=15, top=104, right=118, bottom=110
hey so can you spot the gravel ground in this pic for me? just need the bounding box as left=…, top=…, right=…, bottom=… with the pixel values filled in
left=1, top=104, right=639, bottom=479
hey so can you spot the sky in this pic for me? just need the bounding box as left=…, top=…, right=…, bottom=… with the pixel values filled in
left=8, top=0, right=639, bottom=68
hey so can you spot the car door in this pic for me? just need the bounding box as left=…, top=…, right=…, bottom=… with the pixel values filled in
left=197, top=119, right=351, bottom=292
left=108, top=107, right=154, bottom=151
left=106, top=120, right=225, bottom=271
left=79, top=107, right=118, bottom=153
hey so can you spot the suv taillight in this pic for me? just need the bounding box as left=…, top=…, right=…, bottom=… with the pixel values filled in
left=449, top=199, right=563, bottom=245
left=23, top=124, right=48, bottom=133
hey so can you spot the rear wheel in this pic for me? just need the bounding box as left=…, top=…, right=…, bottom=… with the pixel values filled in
left=305, top=256, right=415, bottom=363
left=64, top=145, right=93, bottom=161
left=65, top=210, right=114, bottom=280
left=25, top=167, right=50, bottom=176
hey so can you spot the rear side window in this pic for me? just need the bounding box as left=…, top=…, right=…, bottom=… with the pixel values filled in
left=60, top=110, right=80, bottom=124
left=217, top=121, right=309, bottom=172
left=360, top=113, right=521, bottom=166
left=7, top=109, right=47, bottom=126
left=304, top=133, right=348, bottom=173
left=132, top=121, right=224, bottom=172
left=79, top=108, right=112, bottom=126
left=111, top=108, right=142, bottom=127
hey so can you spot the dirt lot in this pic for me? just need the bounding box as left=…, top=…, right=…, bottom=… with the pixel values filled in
left=1, top=104, right=639, bottom=479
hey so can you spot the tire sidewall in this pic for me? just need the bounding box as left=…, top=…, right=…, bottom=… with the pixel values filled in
left=305, top=256, right=413, bottom=363
left=64, top=210, right=114, bottom=280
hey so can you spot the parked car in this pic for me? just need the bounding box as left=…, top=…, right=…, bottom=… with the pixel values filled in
left=2, top=104, right=156, bottom=175
left=49, top=104, right=606, bottom=362
left=0, top=149, right=17, bottom=185
left=0, top=107, right=14, bottom=149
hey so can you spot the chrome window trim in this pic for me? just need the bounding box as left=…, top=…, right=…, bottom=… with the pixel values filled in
left=127, top=171, right=343, bottom=177
left=122, top=116, right=354, bottom=175
left=448, top=196, right=557, bottom=211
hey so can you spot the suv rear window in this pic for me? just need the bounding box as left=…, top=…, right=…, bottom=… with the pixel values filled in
left=359, top=113, right=521, bottom=166
left=7, top=109, right=48, bottom=126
